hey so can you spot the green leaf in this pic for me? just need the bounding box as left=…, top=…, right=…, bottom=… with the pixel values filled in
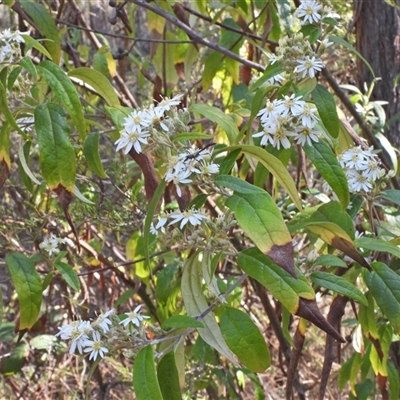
left=20, top=57, right=37, bottom=78
left=309, top=201, right=355, bottom=239
left=355, top=237, right=400, bottom=259
left=37, top=60, right=86, bottom=139
left=365, top=262, right=400, bottom=334
left=299, top=25, right=321, bottom=44
left=126, top=232, right=149, bottom=279
left=157, top=352, right=182, bottom=400
left=22, top=35, right=53, bottom=60
left=35, top=103, right=76, bottom=191
left=172, top=132, right=214, bottom=141
left=20, top=2, right=61, bottom=63
left=162, top=315, right=204, bottom=330
left=187, top=194, right=208, bottom=210
left=181, top=253, right=236, bottom=363
left=314, top=254, right=347, bottom=268
left=381, top=189, right=400, bottom=207
left=68, top=67, right=120, bottom=107
left=5, top=253, right=42, bottom=330
left=237, top=248, right=315, bottom=313
left=133, top=345, right=163, bottom=400
left=312, top=84, right=339, bottom=138
left=219, top=148, right=241, bottom=175
left=0, top=74, right=27, bottom=137
left=329, top=35, right=375, bottom=79
left=248, top=62, right=283, bottom=92
left=7, top=66, right=22, bottom=91
left=216, top=176, right=292, bottom=252
left=0, top=344, right=26, bottom=375
left=216, top=145, right=302, bottom=210
left=83, top=132, right=106, bottom=179
left=54, top=261, right=80, bottom=291
left=304, top=140, right=349, bottom=209
left=311, top=271, right=368, bottom=305
left=190, top=104, right=239, bottom=144
left=220, top=307, right=270, bottom=372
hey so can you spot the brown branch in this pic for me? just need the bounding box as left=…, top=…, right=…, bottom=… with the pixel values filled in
left=130, top=0, right=265, bottom=73
left=182, top=4, right=278, bottom=46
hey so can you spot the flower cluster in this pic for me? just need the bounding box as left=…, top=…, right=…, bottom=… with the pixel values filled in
left=337, top=146, right=385, bottom=193
left=164, top=146, right=219, bottom=197
left=115, top=94, right=183, bottom=154
left=55, top=306, right=150, bottom=361
left=274, top=32, right=325, bottom=79
left=253, top=94, right=321, bottom=149
left=0, top=28, right=25, bottom=65
left=39, top=234, right=67, bottom=256
left=152, top=208, right=208, bottom=233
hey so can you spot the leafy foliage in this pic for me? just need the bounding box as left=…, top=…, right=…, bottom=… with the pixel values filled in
left=1, top=1, right=400, bottom=400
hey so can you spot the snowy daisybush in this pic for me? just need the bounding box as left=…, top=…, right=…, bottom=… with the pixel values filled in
left=55, top=307, right=151, bottom=361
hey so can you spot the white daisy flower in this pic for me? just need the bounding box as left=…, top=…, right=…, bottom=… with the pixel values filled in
left=119, top=305, right=150, bottom=327
left=115, top=129, right=150, bottom=154
left=169, top=209, right=208, bottom=229
left=156, top=94, right=183, bottom=113
left=296, top=0, right=323, bottom=25
left=296, top=56, right=325, bottom=79
left=294, top=125, right=321, bottom=146
left=83, top=331, right=108, bottom=361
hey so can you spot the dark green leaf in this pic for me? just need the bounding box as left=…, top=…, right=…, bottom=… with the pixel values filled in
left=37, top=61, right=86, bottom=139
left=35, top=103, right=76, bottom=191
left=304, top=140, right=349, bottom=209
left=133, top=345, right=163, bottom=400
left=249, top=62, right=283, bottom=92
left=311, top=271, right=368, bottom=305
left=54, top=261, right=80, bottom=291
left=365, top=262, right=400, bottom=334
left=220, top=307, right=270, bottom=372
left=314, top=254, right=347, bottom=268
left=5, top=253, right=42, bottom=330
left=162, top=315, right=204, bottom=330
left=312, top=84, right=339, bottom=138
left=381, top=189, right=400, bottom=207
left=237, top=248, right=315, bottom=313
left=83, top=132, right=107, bottom=179
left=21, top=2, right=61, bottom=63
left=157, top=352, right=182, bottom=400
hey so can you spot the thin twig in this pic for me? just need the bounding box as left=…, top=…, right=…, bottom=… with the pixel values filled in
left=130, top=0, right=265, bottom=73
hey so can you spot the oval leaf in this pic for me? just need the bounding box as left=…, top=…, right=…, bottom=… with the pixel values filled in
left=190, top=103, right=239, bottom=144
left=5, top=253, right=42, bottom=330
left=365, top=262, right=400, bottom=334
left=237, top=248, right=314, bottom=314
left=304, top=140, right=349, bottom=209
left=162, top=315, right=204, bottom=330
left=37, top=61, right=86, bottom=139
left=35, top=103, right=76, bottom=191
left=220, top=307, right=270, bottom=372
left=68, top=67, right=119, bottom=107
left=157, top=352, right=182, bottom=400
left=181, top=254, right=236, bottom=364
left=311, top=84, right=339, bottom=138
left=21, top=2, right=61, bottom=63
left=217, top=145, right=302, bottom=210
left=311, top=271, right=368, bottom=305
left=83, top=132, right=106, bottom=179
left=355, top=237, right=400, bottom=259
left=133, top=345, right=163, bottom=400
left=54, top=261, right=80, bottom=291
